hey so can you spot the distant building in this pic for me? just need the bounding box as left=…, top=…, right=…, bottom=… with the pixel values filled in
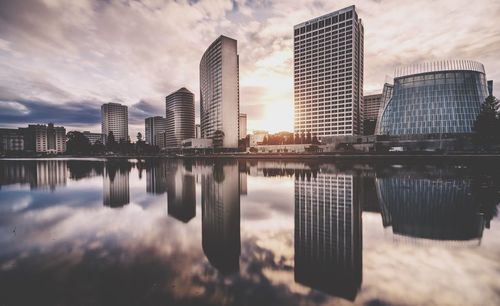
left=249, top=130, right=268, bottom=147
left=145, top=116, right=167, bottom=146
left=181, top=138, right=213, bottom=149
left=239, top=114, right=247, bottom=139
left=101, top=102, right=128, bottom=143
left=363, top=94, right=383, bottom=135
left=19, top=123, right=65, bottom=153
left=82, top=131, right=104, bottom=145
left=294, top=5, right=364, bottom=136
left=195, top=124, right=201, bottom=139
left=377, top=60, right=489, bottom=135
left=200, top=35, right=240, bottom=148
left=165, top=87, right=195, bottom=148
left=46, top=123, right=66, bottom=153
left=0, top=129, right=24, bottom=152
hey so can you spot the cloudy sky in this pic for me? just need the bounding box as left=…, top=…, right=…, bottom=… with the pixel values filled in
left=0, top=0, right=499, bottom=137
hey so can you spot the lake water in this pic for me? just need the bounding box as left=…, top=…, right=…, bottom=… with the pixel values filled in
left=0, top=158, right=499, bottom=306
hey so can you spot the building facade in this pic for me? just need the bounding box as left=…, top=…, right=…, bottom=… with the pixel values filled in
left=0, top=129, right=24, bottom=152
left=363, top=93, right=382, bottom=135
left=294, top=5, right=364, bottom=137
left=239, top=113, right=247, bottom=139
left=195, top=124, right=201, bottom=139
left=82, top=131, right=104, bottom=145
left=145, top=116, right=167, bottom=146
left=101, top=102, right=128, bottom=143
left=200, top=35, right=240, bottom=148
left=20, top=124, right=66, bottom=153
left=165, top=88, right=195, bottom=148
left=377, top=60, right=489, bottom=135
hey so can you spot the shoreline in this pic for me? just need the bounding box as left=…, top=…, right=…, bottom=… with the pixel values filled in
left=2, top=152, right=500, bottom=161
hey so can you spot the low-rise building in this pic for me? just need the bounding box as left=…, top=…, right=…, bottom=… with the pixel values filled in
left=82, top=131, right=105, bottom=144
left=0, top=129, right=24, bottom=152
left=181, top=138, right=213, bottom=149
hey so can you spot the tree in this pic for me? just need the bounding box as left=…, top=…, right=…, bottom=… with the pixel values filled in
left=106, top=131, right=117, bottom=151
left=137, top=132, right=143, bottom=142
left=312, top=134, right=319, bottom=145
left=294, top=133, right=301, bottom=144
left=473, top=95, right=500, bottom=149
left=66, top=131, right=91, bottom=154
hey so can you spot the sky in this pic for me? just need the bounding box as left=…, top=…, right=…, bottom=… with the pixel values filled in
left=0, top=0, right=499, bottom=137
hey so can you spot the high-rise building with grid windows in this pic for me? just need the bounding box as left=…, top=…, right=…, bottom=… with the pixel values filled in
left=294, top=5, right=364, bottom=137
left=101, top=102, right=128, bottom=144
left=200, top=35, right=240, bottom=148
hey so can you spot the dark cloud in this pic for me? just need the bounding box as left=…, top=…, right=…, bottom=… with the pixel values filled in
left=0, top=98, right=101, bottom=126
left=128, top=99, right=165, bottom=125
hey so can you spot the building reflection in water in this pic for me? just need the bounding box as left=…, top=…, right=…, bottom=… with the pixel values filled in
left=146, top=160, right=168, bottom=194
left=103, top=162, right=130, bottom=208
left=294, top=170, right=362, bottom=301
left=376, top=176, right=486, bottom=244
left=201, top=160, right=241, bottom=275
left=166, top=160, right=196, bottom=223
left=0, top=160, right=67, bottom=190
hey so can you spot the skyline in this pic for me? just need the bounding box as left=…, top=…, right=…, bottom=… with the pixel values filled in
left=0, top=0, right=499, bottom=136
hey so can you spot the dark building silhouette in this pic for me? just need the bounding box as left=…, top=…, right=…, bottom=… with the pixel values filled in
left=202, top=161, right=241, bottom=274
left=376, top=176, right=485, bottom=242
left=294, top=172, right=362, bottom=301
left=166, top=160, right=196, bottom=223
left=103, top=162, right=130, bottom=208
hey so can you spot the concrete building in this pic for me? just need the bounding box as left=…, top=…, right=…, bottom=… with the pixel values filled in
left=377, top=60, right=489, bottom=135
left=200, top=35, right=240, bottom=148
left=20, top=123, right=66, bottom=153
left=101, top=102, right=128, bottom=143
left=181, top=138, right=213, bottom=149
left=239, top=113, right=247, bottom=139
left=195, top=124, right=201, bottom=139
left=294, top=5, right=364, bottom=137
left=165, top=87, right=195, bottom=148
left=145, top=116, right=167, bottom=146
left=363, top=93, right=382, bottom=135
left=47, top=123, right=66, bottom=153
left=82, top=131, right=104, bottom=145
left=0, top=129, right=24, bottom=152
left=249, top=130, right=269, bottom=147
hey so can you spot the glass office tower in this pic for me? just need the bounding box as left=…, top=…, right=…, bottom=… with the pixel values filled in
left=294, top=5, right=364, bottom=136
left=200, top=35, right=240, bottom=148
left=165, top=87, right=195, bottom=148
left=377, top=60, right=488, bottom=135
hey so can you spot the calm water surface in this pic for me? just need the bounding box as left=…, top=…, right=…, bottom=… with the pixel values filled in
left=0, top=158, right=499, bottom=306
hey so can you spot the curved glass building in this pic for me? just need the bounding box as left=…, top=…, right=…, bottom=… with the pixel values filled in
left=377, top=60, right=488, bottom=135
left=165, top=87, right=195, bottom=148
left=200, top=35, right=240, bottom=148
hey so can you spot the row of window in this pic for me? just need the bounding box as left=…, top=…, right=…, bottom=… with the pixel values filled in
left=294, top=10, right=354, bottom=36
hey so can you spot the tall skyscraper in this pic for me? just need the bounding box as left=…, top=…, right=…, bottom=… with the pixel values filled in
left=101, top=102, right=128, bottom=144
left=294, top=171, right=362, bottom=301
left=200, top=35, right=240, bottom=148
left=165, top=87, right=195, bottom=148
left=145, top=116, right=167, bottom=146
left=294, top=5, right=364, bottom=137
left=239, top=113, right=247, bottom=139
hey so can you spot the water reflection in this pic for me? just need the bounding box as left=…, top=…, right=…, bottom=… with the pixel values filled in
left=103, top=161, right=131, bottom=208
left=202, top=160, right=241, bottom=275
left=294, top=171, right=362, bottom=301
left=0, top=159, right=499, bottom=305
